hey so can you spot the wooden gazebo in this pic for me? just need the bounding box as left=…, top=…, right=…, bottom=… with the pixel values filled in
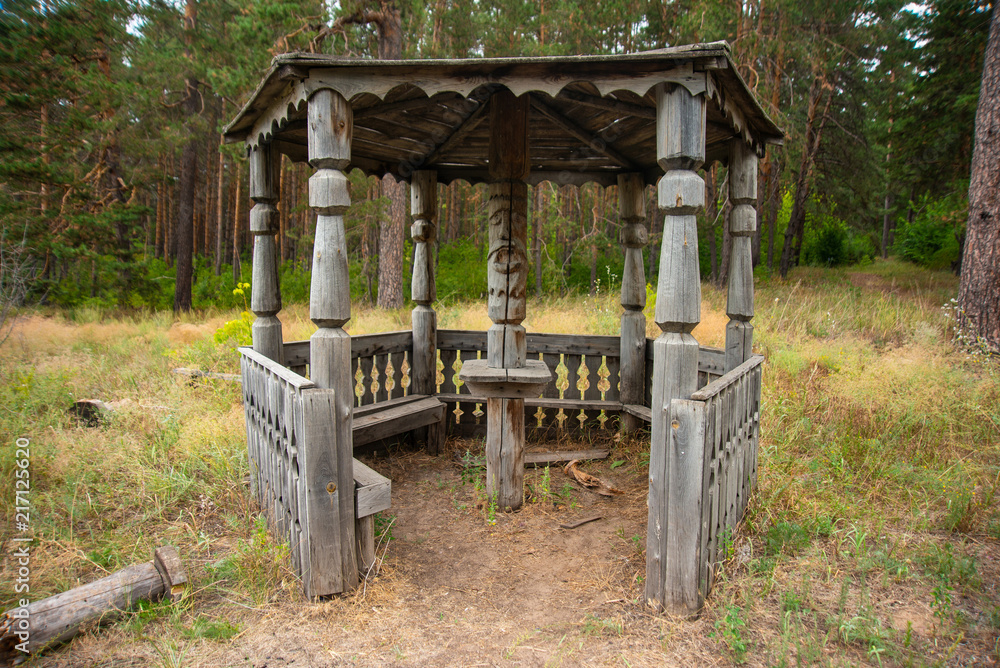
left=224, top=43, right=782, bottom=614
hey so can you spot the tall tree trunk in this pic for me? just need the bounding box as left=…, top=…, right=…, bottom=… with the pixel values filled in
left=779, top=73, right=832, bottom=278
left=378, top=177, right=406, bottom=308
left=173, top=0, right=198, bottom=313
left=214, top=139, right=225, bottom=275
left=957, top=4, right=1000, bottom=351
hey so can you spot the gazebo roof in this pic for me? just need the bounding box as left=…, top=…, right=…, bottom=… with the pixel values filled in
left=223, top=41, right=783, bottom=186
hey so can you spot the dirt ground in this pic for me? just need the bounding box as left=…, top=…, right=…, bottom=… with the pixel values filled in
left=38, top=437, right=746, bottom=667
left=32, top=436, right=1000, bottom=667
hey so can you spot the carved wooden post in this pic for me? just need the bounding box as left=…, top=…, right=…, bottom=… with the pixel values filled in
left=618, top=173, right=648, bottom=433
left=249, top=143, right=283, bottom=364
left=485, top=90, right=530, bottom=511
left=645, top=82, right=706, bottom=614
left=410, top=170, right=437, bottom=397
left=306, top=87, right=358, bottom=591
left=726, top=140, right=758, bottom=371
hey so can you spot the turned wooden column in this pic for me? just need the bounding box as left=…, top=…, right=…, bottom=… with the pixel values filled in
left=410, top=170, right=438, bottom=396
left=249, top=143, right=283, bottom=364
left=486, top=90, right=530, bottom=511
left=645, top=82, right=706, bottom=612
left=618, top=173, right=648, bottom=434
left=306, top=87, right=358, bottom=591
left=726, top=140, right=758, bottom=371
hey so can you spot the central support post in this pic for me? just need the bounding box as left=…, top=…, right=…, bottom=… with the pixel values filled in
left=461, top=89, right=550, bottom=512
left=485, top=89, right=530, bottom=512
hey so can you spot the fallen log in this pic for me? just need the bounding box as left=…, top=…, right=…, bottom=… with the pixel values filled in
left=173, top=367, right=241, bottom=382
left=0, top=546, right=186, bottom=664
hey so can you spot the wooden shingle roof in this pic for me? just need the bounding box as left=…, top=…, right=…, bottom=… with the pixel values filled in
left=223, top=42, right=783, bottom=186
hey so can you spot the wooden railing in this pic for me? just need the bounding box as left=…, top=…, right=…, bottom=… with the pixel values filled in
left=240, top=346, right=355, bottom=598
left=649, top=353, right=763, bottom=613
left=436, top=330, right=621, bottom=439
left=283, top=330, right=414, bottom=408
left=282, top=331, right=730, bottom=439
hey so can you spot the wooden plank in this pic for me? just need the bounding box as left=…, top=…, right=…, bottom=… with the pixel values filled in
left=354, top=458, right=391, bottom=518
left=353, top=394, right=427, bottom=418
left=240, top=347, right=315, bottom=390
left=663, top=399, right=707, bottom=615
left=689, top=354, right=764, bottom=402
left=351, top=330, right=413, bottom=358
left=435, top=394, right=621, bottom=412
left=525, top=449, right=609, bottom=466
left=283, top=340, right=311, bottom=368
left=300, top=389, right=357, bottom=597
left=437, top=329, right=487, bottom=351
left=420, top=98, right=488, bottom=166
left=351, top=397, right=445, bottom=447
left=622, top=403, right=652, bottom=422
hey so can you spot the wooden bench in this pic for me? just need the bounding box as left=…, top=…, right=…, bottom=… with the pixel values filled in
left=352, top=394, right=447, bottom=454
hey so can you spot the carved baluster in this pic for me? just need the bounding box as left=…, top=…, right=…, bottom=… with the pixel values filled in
left=646, top=81, right=707, bottom=614
left=618, top=172, right=647, bottom=432
left=249, top=143, right=283, bottom=364
left=726, top=140, right=758, bottom=371
left=306, top=87, right=357, bottom=591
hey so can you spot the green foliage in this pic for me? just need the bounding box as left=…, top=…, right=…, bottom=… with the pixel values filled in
left=895, top=188, right=967, bottom=269
left=712, top=604, right=750, bottom=663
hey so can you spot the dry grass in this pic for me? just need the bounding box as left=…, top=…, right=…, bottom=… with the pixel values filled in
left=0, top=258, right=998, bottom=666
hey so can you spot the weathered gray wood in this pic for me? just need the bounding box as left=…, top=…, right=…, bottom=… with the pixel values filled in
left=619, top=310, right=647, bottom=405
left=439, top=349, right=458, bottom=394
left=300, top=389, right=358, bottom=596
left=374, top=353, right=389, bottom=403
left=618, top=171, right=648, bottom=435
left=249, top=143, right=280, bottom=201
left=249, top=141, right=284, bottom=365
left=662, top=399, right=706, bottom=615
left=353, top=393, right=426, bottom=418
left=436, top=394, right=620, bottom=412
left=486, top=397, right=524, bottom=511
left=486, top=180, right=529, bottom=367
left=353, top=458, right=391, bottom=518
left=309, top=214, right=351, bottom=327
left=655, top=81, right=707, bottom=171
left=530, top=95, right=640, bottom=170
left=654, top=215, right=702, bottom=328
left=725, top=139, right=758, bottom=370
left=351, top=396, right=445, bottom=447
left=488, top=89, right=530, bottom=181
left=389, top=350, right=405, bottom=399
left=0, top=549, right=181, bottom=662
left=728, top=138, right=757, bottom=202
left=556, top=88, right=656, bottom=120
left=690, top=354, right=764, bottom=402
left=307, top=88, right=352, bottom=169
left=356, top=515, right=375, bottom=574
left=622, top=403, right=652, bottom=422
left=251, top=235, right=281, bottom=314
left=411, top=305, right=437, bottom=395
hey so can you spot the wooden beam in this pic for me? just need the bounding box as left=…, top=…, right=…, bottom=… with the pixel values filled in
left=354, top=95, right=441, bottom=120
left=556, top=89, right=656, bottom=120
left=530, top=95, right=641, bottom=171
left=418, top=99, right=489, bottom=166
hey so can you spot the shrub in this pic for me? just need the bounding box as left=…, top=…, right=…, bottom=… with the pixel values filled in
left=894, top=188, right=966, bottom=269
